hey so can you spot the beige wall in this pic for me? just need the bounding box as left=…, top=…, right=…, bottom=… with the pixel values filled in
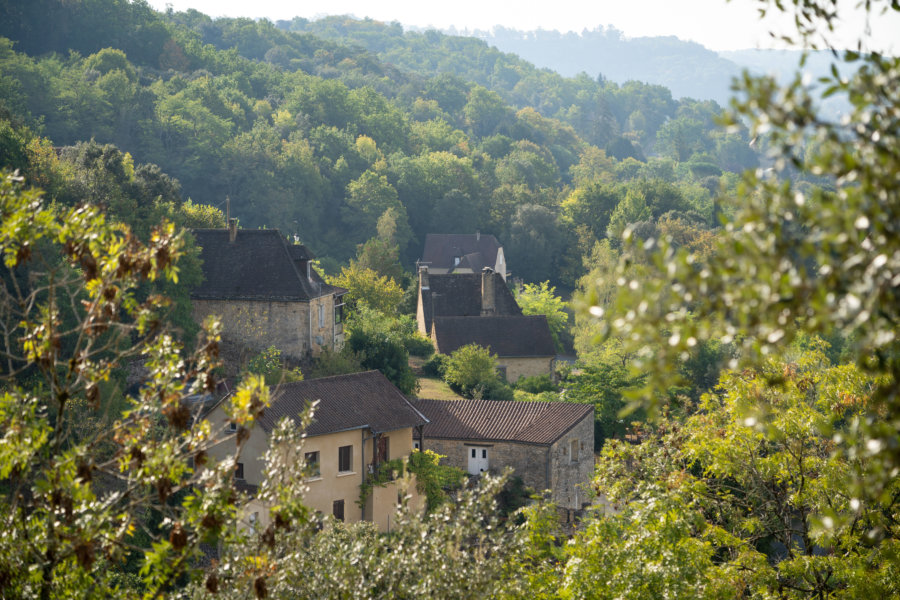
left=497, top=356, right=555, bottom=382
left=204, top=402, right=420, bottom=531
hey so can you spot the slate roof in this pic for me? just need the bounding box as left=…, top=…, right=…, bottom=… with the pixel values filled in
left=419, top=272, right=521, bottom=334
left=431, top=315, right=556, bottom=357
left=414, top=399, right=593, bottom=446
left=191, top=229, right=341, bottom=302
left=257, top=371, right=428, bottom=437
left=421, top=233, right=501, bottom=271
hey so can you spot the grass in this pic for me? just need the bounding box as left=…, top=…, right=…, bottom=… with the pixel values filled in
left=409, top=355, right=464, bottom=400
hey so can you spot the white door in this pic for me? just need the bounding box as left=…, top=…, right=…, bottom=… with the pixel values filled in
left=467, top=446, right=489, bottom=475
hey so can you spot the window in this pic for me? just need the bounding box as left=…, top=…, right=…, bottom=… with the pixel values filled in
left=318, top=303, right=325, bottom=328
left=228, top=422, right=237, bottom=432
left=305, top=451, right=320, bottom=477
left=334, top=303, right=343, bottom=324
left=496, top=365, right=507, bottom=381
left=376, top=436, right=389, bottom=463
left=338, top=445, right=353, bottom=472
left=235, top=462, right=244, bottom=480
left=332, top=499, right=344, bottom=521
left=570, top=439, right=579, bottom=463
left=414, top=441, right=420, bottom=450
left=453, top=256, right=460, bottom=266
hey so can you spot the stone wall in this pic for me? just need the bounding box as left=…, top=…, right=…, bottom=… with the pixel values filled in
left=497, top=356, right=555, bottom=382
left=193, top=299, right=310, bottom=360
left=425, top=438, right=550, bottom=497
left=423, top=411, right=593, bottom=510
left=547, top=413, right=595, bottom=510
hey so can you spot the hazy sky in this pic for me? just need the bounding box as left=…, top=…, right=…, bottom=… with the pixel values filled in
left=146, top=0, right=898, bottom=53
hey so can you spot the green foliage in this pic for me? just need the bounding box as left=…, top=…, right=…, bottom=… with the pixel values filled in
left=443, top=343, right=513, bottom=400
left=514, top=281, right=569, bottom=352
left=327, top=262, right=405, bottom=316
left=0, top=172, right=276, bottom=597
left=514, top=374, right=557, bottom=394
left=406, top=449, right=466, bottom=511
left=422, top=352, right=449, bottom=378
left=306, top=346, right=365, bottom=379
left=246, top=345, right=304, bottom=386
left=345, top=304, right=417, bottom=395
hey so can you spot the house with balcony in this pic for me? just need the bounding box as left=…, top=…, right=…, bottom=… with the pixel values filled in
left=205, top=370, right=429, bottom=532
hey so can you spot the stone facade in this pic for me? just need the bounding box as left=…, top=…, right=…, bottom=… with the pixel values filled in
left=422, top=412, right=593, bottom=510
left=497, top=356, right=556, bottom=383
left=192, top=297, right=342, bottom=362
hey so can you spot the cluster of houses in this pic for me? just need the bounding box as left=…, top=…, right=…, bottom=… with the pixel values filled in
left=191, top=224, right=594, bottom=530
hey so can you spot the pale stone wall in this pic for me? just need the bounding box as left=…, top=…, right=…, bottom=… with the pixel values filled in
left=424, top=412, right=593, bottom=510
left=193, top=299, right=311, bottom=360
left=497, top=356, right=555, bottom=382
left=425, top=438, right=550, bottom=498
left=547, top=414, right=595, bottom=510
left=309, top=295, right=341, bottom=354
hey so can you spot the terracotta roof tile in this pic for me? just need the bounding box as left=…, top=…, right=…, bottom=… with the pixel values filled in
left=414, top=399, right=593, bottom=446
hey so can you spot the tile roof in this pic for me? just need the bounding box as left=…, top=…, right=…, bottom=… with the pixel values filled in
left=431, top=315, right=556, bottom=357
left=257, top=371, right=428, bottom=437
left=421, top=233, right=501, bottom=271
left=419, top=272, right=521, bottom=334
left=414, top=399, right=593, bottom=446
left=191, top=229, right=341, bottom=302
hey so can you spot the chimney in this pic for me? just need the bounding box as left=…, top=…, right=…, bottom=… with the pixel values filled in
left=228, top=218, right=238, bottom=243
left=481, top=267, right=495, bottom=316
left=418, top=265, right=429, bottom=290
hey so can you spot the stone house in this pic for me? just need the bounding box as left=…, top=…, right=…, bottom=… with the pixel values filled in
left=420, top=233, right=507, bottom=280
left=205, top=371, right=429, bottom=532
left=191, top=221, right=346, bottom=362
left=413, top=399, right=594, bottom=512
left=431, top=314, right=557, bottom=382
left=416, top=266, right=521, bottom=336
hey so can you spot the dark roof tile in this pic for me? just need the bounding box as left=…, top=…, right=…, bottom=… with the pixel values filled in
left=419, top=272, right=520, bottom=334
left=414, top=399, right=592, bottom=445
left=432, top=315, right=556, bottom=357
left=258, top=371, right=428, bottom=437
left=191, top=229, right=338, bottom=301
left=422, top=233, right=501, bottom=270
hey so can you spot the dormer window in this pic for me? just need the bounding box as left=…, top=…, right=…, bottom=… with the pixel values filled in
left=453, top=256, right=461, bottom=266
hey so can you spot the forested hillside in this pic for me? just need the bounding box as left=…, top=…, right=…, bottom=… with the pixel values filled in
left=1, top=0, right=897, bottom=597
left=0, top=1, right=759, bottom=283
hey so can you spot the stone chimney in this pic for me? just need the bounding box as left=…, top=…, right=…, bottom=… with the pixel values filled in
left=228, top=218, right=238, bottom=243
left=418, top=265, right=429, bottom=290
left=481, top=267, right=495, bottom=316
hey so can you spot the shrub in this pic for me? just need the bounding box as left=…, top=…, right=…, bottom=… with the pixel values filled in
left=515, top=374, right=557, bottom=394
left=422, top=353, right=449, bottom=377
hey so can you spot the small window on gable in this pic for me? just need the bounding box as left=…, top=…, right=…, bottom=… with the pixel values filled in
left=318, top=303, right=325, bottom=328
left=307, top=262, right=312, bottom=281
left=453, top=256, right=461, bottom=266
left=570, top=439, right=579, bottom=463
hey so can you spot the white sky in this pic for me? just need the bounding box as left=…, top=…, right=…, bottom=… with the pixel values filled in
left=146, top=0, right=899, bottom=53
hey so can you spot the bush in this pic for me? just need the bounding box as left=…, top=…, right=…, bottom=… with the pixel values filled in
left=515, top=374, right=557, bottom=394
left=473, top=377, right=515, bottom=401
left=444, top=344, right=500, bottom=398
left=422, top=353, right=449, bottom=377
left=405, top=333, right=435, bottom=358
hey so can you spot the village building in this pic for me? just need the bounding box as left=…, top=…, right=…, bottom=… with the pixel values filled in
left=414, top=399, right=594, bottom=514
left=419, top=233, right=507, bottom=280
left=431, top=314, right=557, bottom=382
left=205, top=371, right=429, bottom=532
left=191, top=220, right=346, bottom=362
left=416, top=266, right=521, bottom=336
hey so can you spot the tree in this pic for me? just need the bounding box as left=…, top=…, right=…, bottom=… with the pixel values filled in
left=443, top=344, right=512, bottom=400
left=0, top=172, right=274, bottom=597
left=344, top=304, right=417, bottom=395
left=582, top=0, right=900, bottom=537
left=327, top=263, right=404, bottom=316
left=514, top=281, right=568, bottom=352
left=563, top=349, right=900, bottom=598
